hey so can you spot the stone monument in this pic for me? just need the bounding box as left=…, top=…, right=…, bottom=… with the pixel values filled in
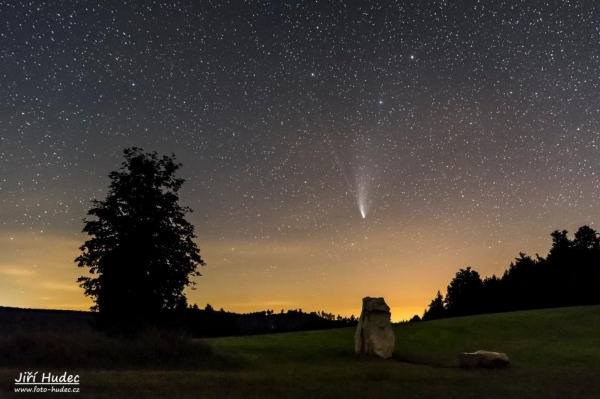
left=354, top=297, right=395, bottom=359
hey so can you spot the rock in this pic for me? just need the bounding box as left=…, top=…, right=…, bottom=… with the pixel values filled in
left=459, top=350, right=510, bottom=369
left=354, top=297, right=395, bottom=359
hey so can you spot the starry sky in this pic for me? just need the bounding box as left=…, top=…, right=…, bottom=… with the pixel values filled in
left=1, top=0, right=599, bottom=321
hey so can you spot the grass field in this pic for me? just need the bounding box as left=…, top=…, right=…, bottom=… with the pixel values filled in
left=1, top=306, right=599, bottom=398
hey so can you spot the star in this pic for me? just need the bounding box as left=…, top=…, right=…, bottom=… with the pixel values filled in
left=0, top=0, right=597, bottom=321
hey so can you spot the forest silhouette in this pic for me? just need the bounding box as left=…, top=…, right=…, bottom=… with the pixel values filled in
left=420, top=225, right=600, bottom=321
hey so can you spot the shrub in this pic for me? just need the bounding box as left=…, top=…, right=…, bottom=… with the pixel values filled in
left=0, top=330, right=238, bottom=370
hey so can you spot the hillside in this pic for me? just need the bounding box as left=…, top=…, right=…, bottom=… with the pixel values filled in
left=1, top=306, right=599, bottom=398
left=0, top=306, right=354, bottom=337
left=0, top=306, right=93, bottom=334
left=206, top=306, right=600, bottom=398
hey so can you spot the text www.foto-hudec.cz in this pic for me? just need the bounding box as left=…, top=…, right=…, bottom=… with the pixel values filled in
left=14, top=371, right=80, bottom=394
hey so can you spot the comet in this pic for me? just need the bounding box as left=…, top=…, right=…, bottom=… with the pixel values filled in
left=356, top=167, right=371, bottom=219
left=322, top=131, right=374, bottom=219
left=359, top=203, right=367, bottom=219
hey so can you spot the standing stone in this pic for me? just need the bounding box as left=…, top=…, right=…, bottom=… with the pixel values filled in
left=354, top=297, right=395, bottom=359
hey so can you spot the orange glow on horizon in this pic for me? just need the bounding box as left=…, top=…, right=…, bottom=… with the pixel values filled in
left=0, top=216, right=563, bottom=323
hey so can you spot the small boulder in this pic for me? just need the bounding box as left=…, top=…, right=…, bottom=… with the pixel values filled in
left=354, top=297, right=395, bottom=359
left=459, top=350, right=510, bottom=369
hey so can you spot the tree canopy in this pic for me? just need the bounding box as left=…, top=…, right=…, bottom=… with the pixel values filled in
left=76, top=147, right=205, bottom=329
left=444, top=267, right=483, bottom=317
left=421, top=225, right=600, bottom=321
left=422, top=290, right=445, bottom=321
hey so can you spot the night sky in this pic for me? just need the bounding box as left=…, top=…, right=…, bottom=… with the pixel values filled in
left=2, top=1, right=599, bottom=321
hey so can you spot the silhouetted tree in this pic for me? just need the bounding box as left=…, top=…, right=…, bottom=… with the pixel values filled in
left=568, top=225, right=600, bottom=305
left=502, top=253, right=545, bottom=310
left=481, top=275, right=504, bottom=313
left=572, top=225, right=600, bottom=252
left=422, top=290, right=446, bottom=320
left=423, top=225, right=600, bottom=319
left=547, top=230, right=570, bottom=263
left=75, top=147, right=205, bottom=331
left=444, top=267, right=483, bottom=317
left=205, top=303, right=214, bottom=312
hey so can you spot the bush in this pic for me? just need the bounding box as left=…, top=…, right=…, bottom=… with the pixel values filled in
left=0, top=330, right=238, bottom=370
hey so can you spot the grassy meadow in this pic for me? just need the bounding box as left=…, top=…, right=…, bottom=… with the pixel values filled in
left=1, top=306, right=599, bottom=398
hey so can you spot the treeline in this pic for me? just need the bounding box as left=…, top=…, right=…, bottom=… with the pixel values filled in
left=418, top=225, right=600, bottom=321
left=153, top=305, right=357, bottom=337
left=0, top=306, right=357, bottom=337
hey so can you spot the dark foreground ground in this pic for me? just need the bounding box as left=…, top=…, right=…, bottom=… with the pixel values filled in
left=1, top=305, right=599, bottom=398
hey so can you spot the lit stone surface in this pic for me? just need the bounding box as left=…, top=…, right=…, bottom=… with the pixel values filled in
left=354, top=297, right=395, bottom=359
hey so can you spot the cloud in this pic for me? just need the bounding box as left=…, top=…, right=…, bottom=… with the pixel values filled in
left=40, top=281, right=81, bottom=292
left=0, top=267, right=37, bottom=277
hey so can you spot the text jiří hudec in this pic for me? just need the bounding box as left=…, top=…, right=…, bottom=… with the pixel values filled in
left=15, top=371, right=79, bottom=384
